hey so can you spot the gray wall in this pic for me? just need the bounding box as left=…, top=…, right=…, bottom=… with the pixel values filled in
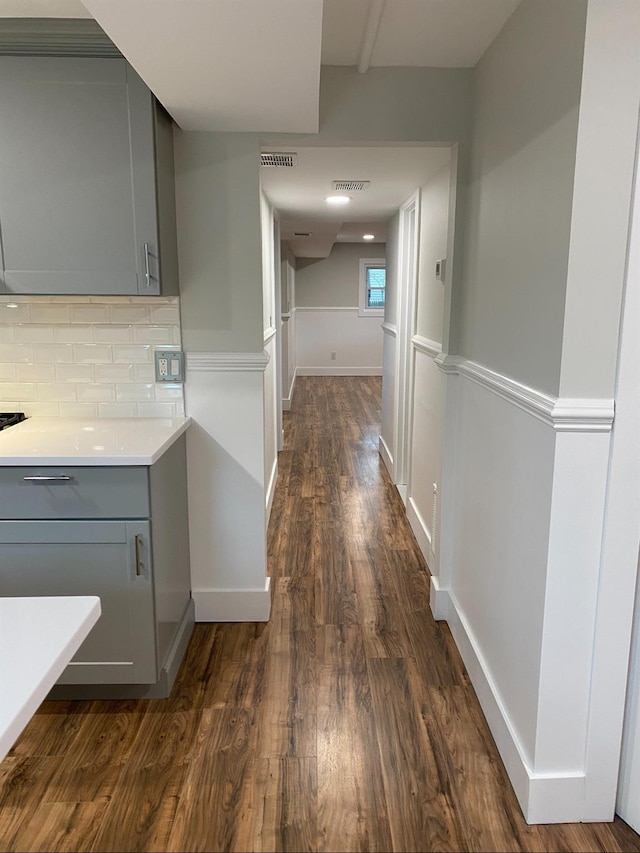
left=173, top=132, right=264, bottom=353
left=295, top=242, right=386, bottom=308
left=455, top=0, right=588, bottom=395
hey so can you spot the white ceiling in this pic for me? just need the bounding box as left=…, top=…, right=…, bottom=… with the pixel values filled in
left=322, top=0, right=519, bottom=68
left=264, top=145, right=451, bottom=257
left=0, top=0, right=520, bottom=255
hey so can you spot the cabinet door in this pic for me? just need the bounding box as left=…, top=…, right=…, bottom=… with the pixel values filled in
left=0, top=520, right=157, bottom=684
left=0, top=57, right=161, bottom=295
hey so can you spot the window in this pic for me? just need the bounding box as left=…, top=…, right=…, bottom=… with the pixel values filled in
left=359, top=258, right=386, bottom=316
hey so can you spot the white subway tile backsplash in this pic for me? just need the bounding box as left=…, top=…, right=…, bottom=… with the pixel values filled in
left=29, top=303, right=71, bottom=324
left=77, top=383, right=116, bottom=403
left=59, top=403, right=99, bottom=418
left=109, top=305, right=149, bottom=324
left=70, top=304, right=110, bottom=324
left=54, top=325, right=95, bottom=343
left=0, top=383, right=37, bottom=401
left=133, top=325, right=174, bottom=345
left=136, top=402, right=179, bottom=417
left=94, top=324, right=134, bottom=344
left=0, top=344, right=32, bottom=363
left=112, top=344, right=152, bottom=363
left=55, top=364, right=95, bottom=383
left=98, top=402, right=136, bottom=418
left=133, top=363, right=155, bottom=383
left=32, top=343, right=74, bottom=363
left=17, top=363, right=56, bottom=383
left=0, top=303, right=30, bottom=323
left=155, top=383, right=183, bottom=401
left=0, top=296, right=183, bottom=418
left=37, top=383, right=77, bottom=402
left=116, top=383, right=154, bottom=402
left=149, top=304, right=180, bottom=325
left=0, top=364, right=16, bottom=381
left=22, top=402, right=61, bottom=417
left=14, top=324, right=55, bottom=344
left=95, top=364, right=134, bottom=383
left=72, top=343, right=113, bottom=363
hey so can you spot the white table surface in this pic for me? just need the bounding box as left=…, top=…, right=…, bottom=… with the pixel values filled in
left=0, top=595, right=101, bottom=762
left=0, top=417, right=191, bottom=465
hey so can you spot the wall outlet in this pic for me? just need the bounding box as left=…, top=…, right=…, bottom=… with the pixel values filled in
left=155, top=349, right=185, bottom=383
left=330, top=351, right=337, bottom=360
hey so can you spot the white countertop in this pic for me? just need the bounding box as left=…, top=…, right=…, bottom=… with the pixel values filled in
left=0, top=595, right=101, bottom=762
left=0, top=417, right=191, bottom=465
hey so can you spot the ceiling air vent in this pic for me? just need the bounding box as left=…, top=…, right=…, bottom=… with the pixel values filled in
left=332, top=180, right=370, bottom=191
left=293, top=232, right=312, bottom=237
left=261, top=152, right=298, bottom=168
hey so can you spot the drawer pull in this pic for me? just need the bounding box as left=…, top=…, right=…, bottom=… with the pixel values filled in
left=134, top=533, right=144, bottom=576
left=23, top=475, right=72, bottom=482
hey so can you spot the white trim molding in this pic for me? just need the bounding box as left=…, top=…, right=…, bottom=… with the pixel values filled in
left=263, top=326, right=277, bottom=345
left=282, top=369, right=297, bottom=412
left=297, top=366, right=383, bottom=377
left=265, top=457, right=278, bottom=524
left=192, top=578, right=271, bottom=622
left=378, top=434, right=394, bottom=475
left=435, top=354, right=614, bottom=432
left=412, top=334, right=441, bottom=359
left=443, top=587, right=586, bottom=823
left=407, top=496, right=433, bottom=566
left=186, top=351, right=270, bottom=372
left=381, top=321, right=397, bottom=337
left=294, top=306, right=359, bottom=312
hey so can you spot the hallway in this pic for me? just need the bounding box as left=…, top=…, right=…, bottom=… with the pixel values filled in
left=1, top=376, right=640, bottom=851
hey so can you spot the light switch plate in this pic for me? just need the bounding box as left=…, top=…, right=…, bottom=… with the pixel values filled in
left=154, top=349, right=184, bottom=383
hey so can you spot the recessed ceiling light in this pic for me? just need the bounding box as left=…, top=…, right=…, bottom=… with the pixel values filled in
left=325, top=195, right=351, bottom=206
left=363, top=234, right=375, bottom=240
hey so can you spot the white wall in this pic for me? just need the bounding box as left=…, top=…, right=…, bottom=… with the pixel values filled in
left=405, top=163, right=451, bottom=569
left=427, top=0, right=640, bottom=824
left=260, top=191, right=279, bottom=517
left=380, top=212, right=399, bottom=474
left=294, top=242, right=385, bottom=375
left=175, top=131, right=271, bottom=622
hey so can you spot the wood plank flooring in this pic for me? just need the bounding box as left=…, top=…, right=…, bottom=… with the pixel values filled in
left=1, top=375, right=640, bottom=852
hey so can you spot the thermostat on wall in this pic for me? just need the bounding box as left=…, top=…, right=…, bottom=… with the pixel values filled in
left=435, top=259, right=446, bottom=281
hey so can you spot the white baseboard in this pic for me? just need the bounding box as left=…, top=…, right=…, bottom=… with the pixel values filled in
left=429, top=575, right=450, bottom=621
left=378, top=434, right=394, bottom=475
left=282, top=370, right=296, bottom=411
left=266, top=456, right=278, bottom=524
left=296, top=366, right=383, bottom=376
left=193, top=578, right=271, bottom=622
left=407, top=495, right=433, bottom=567
left=437, top=586, right=585, bottom=823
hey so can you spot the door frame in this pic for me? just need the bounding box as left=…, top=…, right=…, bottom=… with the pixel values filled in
left=393, top=189, right=420, bottom=495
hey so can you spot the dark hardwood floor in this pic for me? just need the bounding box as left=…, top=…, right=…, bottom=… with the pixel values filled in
left=1, top=375, right=639, bottom=852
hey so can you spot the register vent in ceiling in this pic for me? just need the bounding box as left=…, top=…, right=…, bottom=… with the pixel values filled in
left=332, top=180, right=370, bottom=191
left=261, top=152, right=298, bottom=168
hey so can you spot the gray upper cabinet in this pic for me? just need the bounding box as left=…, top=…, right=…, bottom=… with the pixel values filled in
left=0, top=56, right=179, bottom=296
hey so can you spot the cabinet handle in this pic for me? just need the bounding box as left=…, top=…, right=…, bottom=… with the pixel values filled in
left=134, top=533, right=144, bottom=576
left=23, top=475, right=72, bottom=482
left=143, top=242, right=152, bottom=288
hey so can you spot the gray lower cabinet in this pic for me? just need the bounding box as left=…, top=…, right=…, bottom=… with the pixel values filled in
left=0, top=56, right=178, bottom=296
left=0, top=436, right=193, bottom=698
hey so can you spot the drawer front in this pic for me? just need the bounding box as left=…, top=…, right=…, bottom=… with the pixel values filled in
left=0, top=466, right=149, bottom=519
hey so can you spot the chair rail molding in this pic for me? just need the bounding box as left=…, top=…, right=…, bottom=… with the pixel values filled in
left=186, top=352, right=270, bottom=372
left=435, top=354, right=614, bottom=432
left=412, top=334, right=441, bottom=358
